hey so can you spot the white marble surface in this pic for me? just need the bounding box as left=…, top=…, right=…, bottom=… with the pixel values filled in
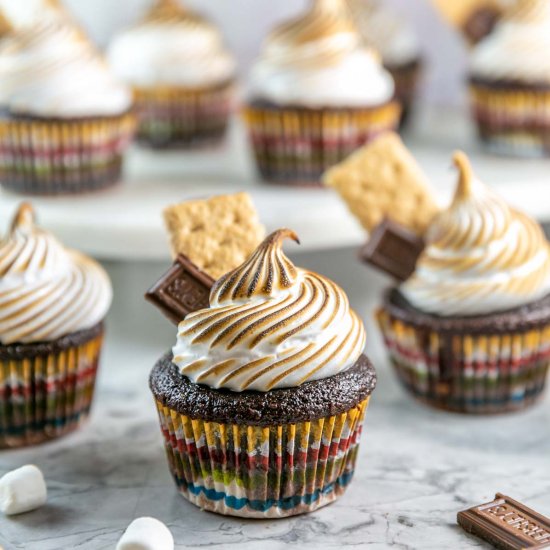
left=1, top=249, right=549, bottom=549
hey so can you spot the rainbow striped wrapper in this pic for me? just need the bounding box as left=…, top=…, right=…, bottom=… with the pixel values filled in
left=155, top=398, right=369, bottom=518
left=133, top=81, right=234, bottom=148
left=0, top=112, right=135, bottom=195
left=243, top=101, right=401, bottom=186
left=470, top=83, right=550, bottom=157
left=377, top=308, right=550, bottom=414
left=0, top=324, right=104, bottom=448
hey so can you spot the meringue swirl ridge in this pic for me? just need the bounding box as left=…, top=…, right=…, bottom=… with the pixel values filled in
left=401, top=152, right=550, bottom=316
left=0, top=204, right=112, bottom=345
left=172, top=229, right=366, bottom=392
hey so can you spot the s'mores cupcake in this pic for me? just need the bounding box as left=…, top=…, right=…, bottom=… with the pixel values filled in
left=0, top=204, right=112, bottom=447
left=244, top=0, right=400, bottom=186
left=469, top=0, right=550, bottom=156
left=0, top=13, right=134, bottom=194
left=108, top=0, right=236, bottom=148
left=377, top=153, right=550, bottom=413
left=350, top=0, right=422, bottom=126
left=149, top=229, right=376, bottom=517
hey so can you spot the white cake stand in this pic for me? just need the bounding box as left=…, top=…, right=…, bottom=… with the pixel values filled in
left=1, top=105, right=549, bottom=261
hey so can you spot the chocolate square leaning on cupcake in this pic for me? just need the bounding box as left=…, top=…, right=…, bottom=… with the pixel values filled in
left=145, top=193, right=377, bottom=517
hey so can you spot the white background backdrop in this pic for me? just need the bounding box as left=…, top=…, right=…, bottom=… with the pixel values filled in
left=64, top=0, right=469, bottom=107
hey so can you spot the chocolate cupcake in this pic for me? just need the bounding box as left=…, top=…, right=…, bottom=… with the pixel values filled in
left=377, top=153, right=550, bottom=414
left=108, top=0, right=236, bottom=149
left=469, top=0, right=550, bottom=156
left=0, top=204, right=112, bottom=447
left=350, top=0, right=422, bottom=126
left=0, top=15, right=134, bottom=195
left=149, top=229, right=376, bottom=517
left=243, top=0, right=400, bottom=186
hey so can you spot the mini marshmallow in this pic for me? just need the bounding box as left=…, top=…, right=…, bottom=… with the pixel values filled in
left=116, top=517, right=174, bottom=550
left=0, top=465, right=47, bottom=515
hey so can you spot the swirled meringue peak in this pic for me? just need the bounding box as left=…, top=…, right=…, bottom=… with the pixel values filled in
left=248, top=0, right=394, bottom=107
left=401, top=152, right=550, bottom=317
left=0, top=18, right=131, bottom=117
left=0, top=204, right=112, bottom=345
left=470, top=0, right=550, bottom=84
left=172, top=229, right=366, bottom=392
left=107, top=0, right=235, bottom=88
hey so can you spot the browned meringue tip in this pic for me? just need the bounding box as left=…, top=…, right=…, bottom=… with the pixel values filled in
left=264, top=228, right=300, bottom=247
left=452, top=151, right=474, bottom=200
left=10, top=203, right=35, bottom=233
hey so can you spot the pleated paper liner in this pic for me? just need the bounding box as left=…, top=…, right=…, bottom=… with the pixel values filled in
left=155, top=398, right=369, bottom=518
left=0, top=112, right=135, bottom=195
left=377, top=308, right=550, bottom=414
left=243, top=101, right=401, bottom=186
left=133, top=80, right=235, bottom=148
left=0, top=324, right=104, bottom=448
left=470, top=83, right=550, bottom=157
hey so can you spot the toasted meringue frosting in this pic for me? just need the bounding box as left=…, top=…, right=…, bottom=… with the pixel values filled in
left=172, top=229, right=366, bottom=392
left=401, top=153, right=550, bottom=316
left=107, top=0, right=235, bottom=88
left=349, top=0, right=421, bottom=67
left=0, top=19, right=131, bottom=117
left=470, top=0, right=550, bottom=84
left=0, top=204, right=112, bottom=345
left=248, top=0, right=394, bottom=107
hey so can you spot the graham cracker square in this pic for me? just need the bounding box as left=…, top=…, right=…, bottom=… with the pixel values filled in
left=163, top=192, right=265, bottom=280
left=323, top=132, right=439, bottom=236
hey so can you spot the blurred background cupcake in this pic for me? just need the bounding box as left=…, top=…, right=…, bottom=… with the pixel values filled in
left=377, top=153, right=550, bottom=414
left=108, top=0, right=236, bottom=149
left=350, top=0, right=422, bottom=127
left=469, top=0, right=550, bottom=156
left=0, top=5, right=134, bottom=195
left=243, top=0, right=400, bottom=186
left=0, top=204, right=112, bottom=447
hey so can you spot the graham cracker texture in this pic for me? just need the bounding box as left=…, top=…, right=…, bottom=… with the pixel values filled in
left=323, top=132, right=439, bottom=236
left=163, top=192, right=265, bottom=280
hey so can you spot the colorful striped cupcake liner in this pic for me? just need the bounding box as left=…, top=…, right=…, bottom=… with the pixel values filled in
left=0, top=112, right=135, bottom=195
left=243, top=102, right=400, bottom=186
left=470, top=84, right=550, bottom=156
left=134, top=82, right=234, bottom=148
left=0, top=328, right=104, bottom=448
left=377, top=308, right=550, bottom=414
left=155, top=398, right=369, bottom=518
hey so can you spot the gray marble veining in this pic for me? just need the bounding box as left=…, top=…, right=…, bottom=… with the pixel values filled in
left=1, top=249, right=549, bottom=549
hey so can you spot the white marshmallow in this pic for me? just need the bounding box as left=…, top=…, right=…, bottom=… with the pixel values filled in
left=116, top=517, right=174, bottom=550
left=0, top=465, right=47, bottom=515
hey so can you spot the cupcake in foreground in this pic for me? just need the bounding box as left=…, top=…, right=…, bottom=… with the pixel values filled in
left=350, top=0, right=422, bottom=126
left=244, top=0, right=400, bottom=186
left=377, top=152, right=550, bottom=414
left=108, top=0, right=236, bottom=149
left=469, top=0, right=550, bottom=156
left=148, top=229, right=376, bottom=517
left=0, top=204, right=112, bottom=447
left=0, top=16, right=134, bottom=195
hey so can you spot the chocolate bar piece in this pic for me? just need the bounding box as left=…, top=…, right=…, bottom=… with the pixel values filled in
left=145, top=254, right=215, bottom=325
left=359, top=218, right=425, bottom=281
left=458, top=494, right=550, bottom=550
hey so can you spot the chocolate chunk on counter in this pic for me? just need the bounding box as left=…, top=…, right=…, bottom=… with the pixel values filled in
left=458, top=494, right=550, bottom=549
left=359, top=218, right=425, bottom=281
left=145, top=254, right=215, bottom=325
